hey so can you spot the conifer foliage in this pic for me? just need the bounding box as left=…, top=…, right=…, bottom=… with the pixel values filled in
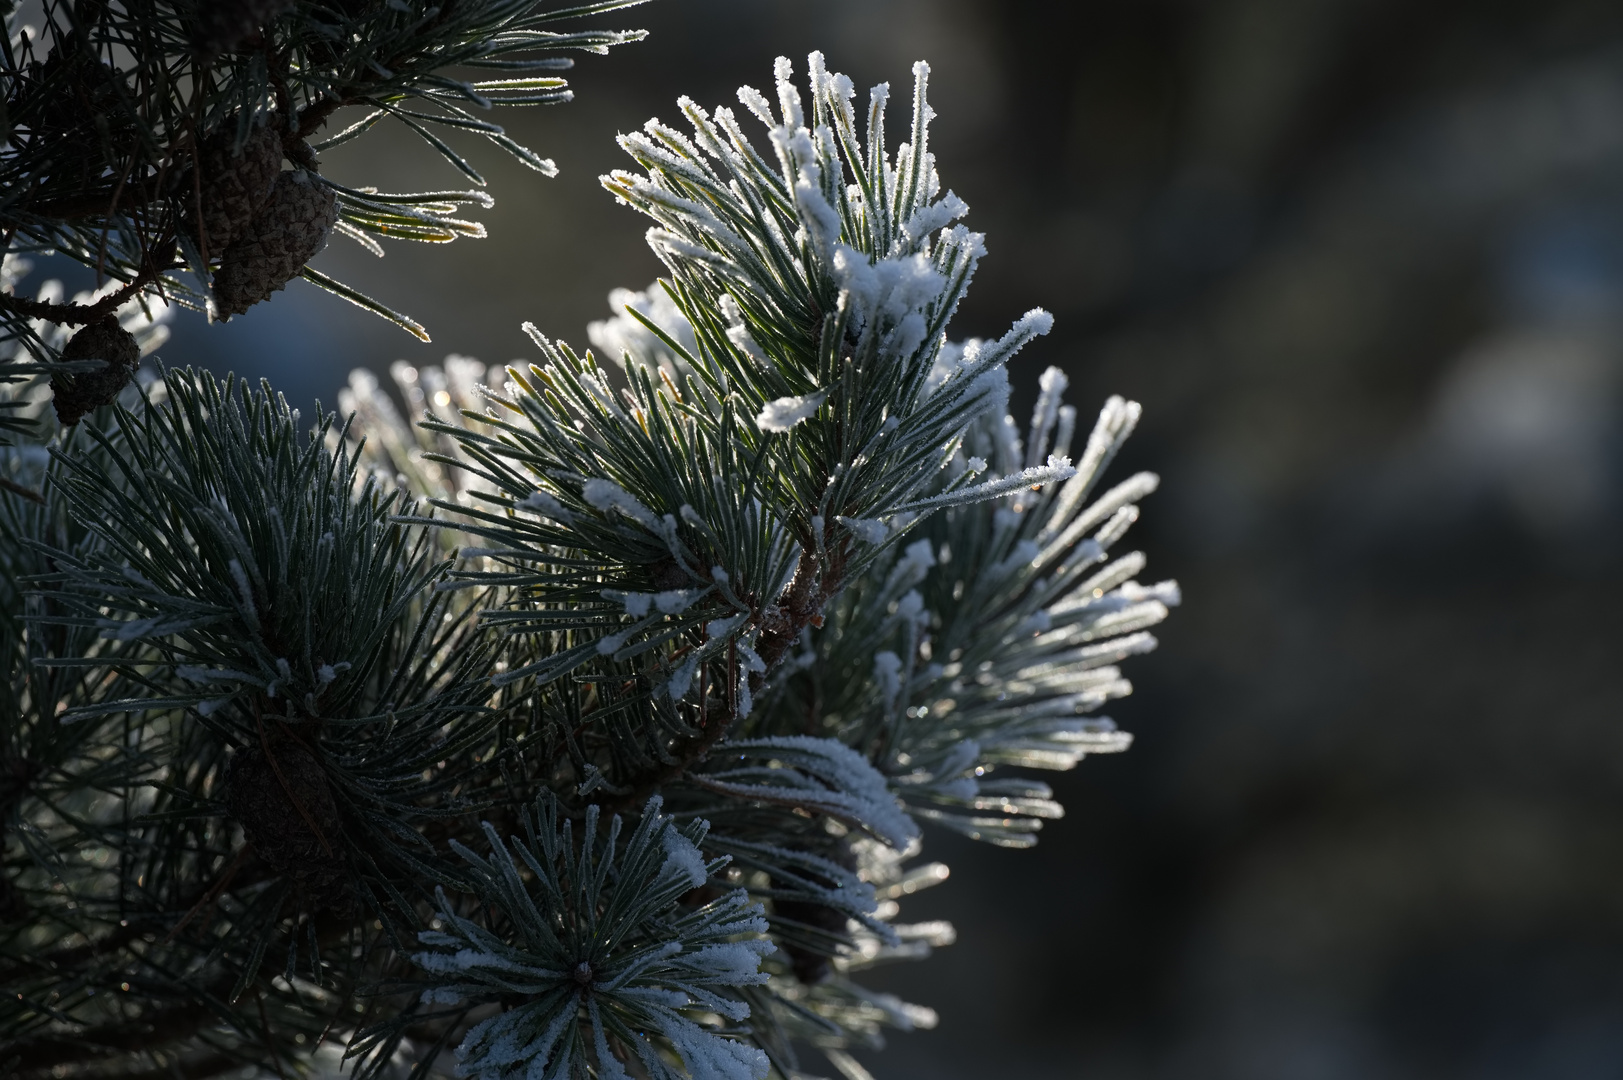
left=0, top=33, right=1179, bottom=1080
left=0, top=0, right=648, bottom=434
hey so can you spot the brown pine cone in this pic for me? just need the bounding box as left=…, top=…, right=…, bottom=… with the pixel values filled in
left=773, top=837, right=861, bottom=985
left=182, top=123, right=282, bottom=258
left=773, top=895, right=851, bottom=984
left=20, top=51, right=137, bottom=190
left=223, top=732, right=354, bottom=915
left=192, top=0, right=296, bottom=58
left=50, top=316, right=139, bottom=426
left=212, top=170, right=337, bottom=319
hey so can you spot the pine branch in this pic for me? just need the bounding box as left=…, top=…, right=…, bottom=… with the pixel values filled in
left=0, top=266, right=168, bottom=325
left=3, top=45, right=1180, bottom=1080
left=0, top=0, right=652, bottom=421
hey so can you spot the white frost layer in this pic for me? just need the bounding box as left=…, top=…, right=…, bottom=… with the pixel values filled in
left=756, top=391, right=826, bottom=432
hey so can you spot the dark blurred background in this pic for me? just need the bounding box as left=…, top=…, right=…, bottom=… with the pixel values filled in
left=125, top=0, right=1623, bottom=1075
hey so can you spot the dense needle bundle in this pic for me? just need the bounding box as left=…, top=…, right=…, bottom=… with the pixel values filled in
left=0, top=45, right=1178, bottom=1080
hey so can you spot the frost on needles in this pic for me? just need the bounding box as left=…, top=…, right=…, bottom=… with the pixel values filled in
left=0, top=50, right=1178, bottom=1080
left=406, top=51, right=1179, bottom=1075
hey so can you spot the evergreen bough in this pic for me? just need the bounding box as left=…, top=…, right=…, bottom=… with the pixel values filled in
left=1, top=35, right=1179, bottom=1080
left=0, top=0, right=646, bottom=436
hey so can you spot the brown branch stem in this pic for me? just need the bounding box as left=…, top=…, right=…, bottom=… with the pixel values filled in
left=0, top=261, right=171, bottom=326
left=603, top=532, right=848, bottom=815
left=0, top=476, right=46, bottom=504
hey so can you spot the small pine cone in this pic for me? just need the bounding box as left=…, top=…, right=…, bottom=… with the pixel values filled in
left=34, top=51, right=123, bottom=131
left=650, top=557, right=689, bottom=591
left=223, top=733, right=354, bottom=915
left=27, top=53, right=136, bottom=188
left=773, top=838, right=861, bottom=985
left=183, top=123, right=282, bottom=257
left=212, top=170, right=337, bottom=319
left=192, top=0, right=296, bottom=57
left=50, top=316, right=139, bottom=426
left=773, top=896, right=849, bottom=984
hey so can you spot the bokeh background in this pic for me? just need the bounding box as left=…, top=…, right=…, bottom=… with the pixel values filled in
left=55, top=0, right=1623, bottom=1076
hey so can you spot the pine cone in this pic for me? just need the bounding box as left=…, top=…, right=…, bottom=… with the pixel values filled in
left=50, top=316, right=139, bottom=426
left=212, top=170, right=337, bottom=319
left=192, top=0, right=295, bottom=58
left=21, top=51, right=137, bottom=190
left=182, top=123, right=282, bottom=258
left=773, top=837, right=861, bottom=984
left=223, top=733, right=354, bottom=915
left=774, top=896, right=850, bottom=984
left=31, top=50, right=124, bottom=132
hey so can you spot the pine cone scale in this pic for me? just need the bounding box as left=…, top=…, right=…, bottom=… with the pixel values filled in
left=183, top=124, right=283, bottom=257
left=212, top=170, right=338, bottom=319
left=222, top=734, right=353, bottom=915
left=50, top=316, right=139, bottom=426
